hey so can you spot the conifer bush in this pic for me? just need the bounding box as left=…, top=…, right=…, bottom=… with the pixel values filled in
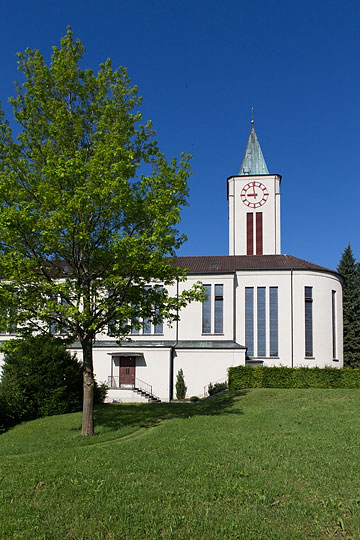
left=175, top=368, right=187, bottom=400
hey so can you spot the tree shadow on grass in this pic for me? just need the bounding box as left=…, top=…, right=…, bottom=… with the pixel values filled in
left=93, top=390, right=247, bottom=435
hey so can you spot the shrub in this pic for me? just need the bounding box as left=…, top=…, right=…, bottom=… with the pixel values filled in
left=190, top=395, right=200, bottom=402
left=0, top=335, right=84, bottom=426
left=94, top=382, right=108, bottom=404
left=228, top=365, right=360, bottom=390
left=208, top=381, right=228, bottom=396
left=175, top=369, right=187, bottom=400
left=0, top=385, right=13, bottom=433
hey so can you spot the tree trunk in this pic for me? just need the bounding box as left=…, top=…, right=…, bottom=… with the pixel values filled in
left=81, top=338, right=95, bottom=436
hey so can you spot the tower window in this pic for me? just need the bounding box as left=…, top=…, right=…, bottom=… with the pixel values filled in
left=256, top=212, right=263, bottom=255
left=247, top=213, right=254, bottom=255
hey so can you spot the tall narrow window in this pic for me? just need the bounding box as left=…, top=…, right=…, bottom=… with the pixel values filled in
left=245, top=287, right=254, bottom=356
left=305, top=287, right=313, bottom=357
left=332, top=290, right=337, bottom=359
left=131, top=319, right=139, bottom=334
left=257, top=287, right=266, bottom=356
left=154, top=320, right=163, bottom=334
left=202, top=284, right=212, bottom=334
left=143, top=286, right=151, bottom=334
left=256, top=212, right=263, bottom=255
left=154, top=285, right=164, bottom=334
left=269, top=287, right=278, bottom=356
left=143, top=319, right=151, bottom=334
left=247, top=213, right=254, bottom=255
left=214, top=284, right=223, bottom=333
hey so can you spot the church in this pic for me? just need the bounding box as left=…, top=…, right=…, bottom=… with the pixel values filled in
left=0, top=122, right=343, bottom=403
left=0, top=123, right=343, bottom=402
left=80, top=120, right=343, bottom=402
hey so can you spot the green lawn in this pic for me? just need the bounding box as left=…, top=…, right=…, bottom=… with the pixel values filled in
left=1, top=389, right=360, bottom=539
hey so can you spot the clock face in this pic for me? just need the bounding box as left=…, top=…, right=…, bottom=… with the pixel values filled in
left=241, top=181, right=269, bottom=208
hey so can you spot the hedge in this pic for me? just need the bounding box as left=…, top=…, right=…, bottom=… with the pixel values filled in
left=228, top=365, right=360, bottom=390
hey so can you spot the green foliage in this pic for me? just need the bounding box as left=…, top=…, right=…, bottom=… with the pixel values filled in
left=208, top=381, right=228, bottom=395
left=0, top=387, right=12, bottom=433
left=0, top=335, right=84, bottom=426
left=0, top=27, right=202, bottom=340
left=0, top=28, right=204, bottom=434
left=94, top=382, right=108, bottom=404
left=175, top=368, right=187, bottom=400
left=190, top=395, right=200, bottom=402
left=337, top=244, right=360, bottom=368
left=228, top=365, right=360, bottom=390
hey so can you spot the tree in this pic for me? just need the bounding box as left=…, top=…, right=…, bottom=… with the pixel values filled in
left=175, top=368, right=187, bottom=400
left=0, top=28, right=203, bottom=436
left=337, top=244, right=360, bottom=368
left=0, top=335, right=84, bottom=426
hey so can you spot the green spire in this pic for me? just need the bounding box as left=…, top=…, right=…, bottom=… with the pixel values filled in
left=239, top=121, right=269, bottom=175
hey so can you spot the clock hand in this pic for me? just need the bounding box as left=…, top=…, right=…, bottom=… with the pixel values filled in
left=248, top=183, right=258, bottom=198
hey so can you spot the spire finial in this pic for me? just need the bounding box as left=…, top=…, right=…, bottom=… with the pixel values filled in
left=251, top=107, right=254, bottom=127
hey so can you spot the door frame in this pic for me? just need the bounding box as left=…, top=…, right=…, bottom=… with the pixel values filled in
left=119, top=356, right=136, bottom=387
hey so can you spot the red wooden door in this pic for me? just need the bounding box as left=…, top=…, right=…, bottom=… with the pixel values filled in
left=119, top=357, right=135, bottom=386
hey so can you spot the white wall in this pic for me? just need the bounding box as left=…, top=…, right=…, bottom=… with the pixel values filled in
left=174, top=348, right=245, bottom=398
left=235, top=269, right=343, bottom=368
left=292, top=271, right=343, bottom=368
left=88, top=345, right=246, bottom=400
left=84, top=346, right=172, bottom=401
left=0, top=267, right=344, bottom=401
left=236, top=270, right=292, bottom=363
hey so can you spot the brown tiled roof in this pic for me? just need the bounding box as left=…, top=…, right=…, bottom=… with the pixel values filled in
left=173, top=254, right=339, bottom=276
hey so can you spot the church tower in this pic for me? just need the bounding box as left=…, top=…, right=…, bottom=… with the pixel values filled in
left=227, top=121, right=281, bottom=256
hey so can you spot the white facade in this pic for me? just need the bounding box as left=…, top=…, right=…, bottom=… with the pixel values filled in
left=0, top=124, right=344, bottom=402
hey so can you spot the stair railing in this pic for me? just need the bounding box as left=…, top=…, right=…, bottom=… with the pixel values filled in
left=203, top=376, right=228, bottom=397
left=108, top=376, right=119, bottom=388
left=134, top=378, right=152, bottom=395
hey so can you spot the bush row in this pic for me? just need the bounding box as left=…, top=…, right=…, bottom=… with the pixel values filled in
left=228, top=365, right=360, bottom=390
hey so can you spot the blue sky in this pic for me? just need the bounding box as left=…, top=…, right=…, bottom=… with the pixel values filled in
left=0, top=0, right=359, bottom=270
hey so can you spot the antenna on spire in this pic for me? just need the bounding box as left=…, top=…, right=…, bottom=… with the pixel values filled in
left=251, top=107, right=254, bottom=126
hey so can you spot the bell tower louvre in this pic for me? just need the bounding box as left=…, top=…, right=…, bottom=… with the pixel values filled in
left=227, top=120, right=281, bottom=256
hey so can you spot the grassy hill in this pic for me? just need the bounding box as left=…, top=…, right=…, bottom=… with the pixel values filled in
left=1, top=389, right=360, bottom=539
